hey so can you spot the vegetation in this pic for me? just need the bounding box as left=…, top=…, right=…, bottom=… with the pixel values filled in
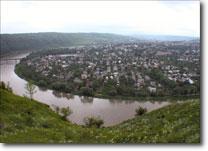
left=60, top=107, right=73, bottom=120
left=14, top=40, right=200, bottom=100
left=1, top=32, right=135, bottom=56
left=80, top=87, right=94, bottom=97
left=0, top=81, right=12, bottom=93
left=25, top=81, right=37, bottom=100
left=0, top=87, right=200, bottom=143
left=15, top=60, right=200, bottom=101
left=83, top=117, right=104, bottom=128
left=135, top=106, right=147, bottom=116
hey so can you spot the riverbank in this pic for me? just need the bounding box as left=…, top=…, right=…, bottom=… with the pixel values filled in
left=0, top=88, right=200, bottom=143
left=1, top=58, right=171, bottom=126
left=93, top=93, right=200, bottom=102
left=0, top=51, right=31, bottom=59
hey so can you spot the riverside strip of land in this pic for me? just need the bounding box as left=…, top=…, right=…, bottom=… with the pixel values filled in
left=0, top=87, right=200, bottom=143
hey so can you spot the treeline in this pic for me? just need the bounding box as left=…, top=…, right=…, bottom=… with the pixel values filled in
left=27, top=47, right=78, bottom=59
left=1, top=32, right=135, bottom=56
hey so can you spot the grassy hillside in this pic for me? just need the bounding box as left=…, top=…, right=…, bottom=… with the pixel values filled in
left=1, top=32, right=136, bottom=56
left=0, top=88, right=200, bottom=143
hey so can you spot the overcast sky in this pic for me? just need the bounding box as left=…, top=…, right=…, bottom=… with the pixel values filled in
left=1, top=1, right=200, bottom=37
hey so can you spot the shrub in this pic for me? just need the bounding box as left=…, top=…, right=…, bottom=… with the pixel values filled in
left=0, top=81, right=13, bottom=92
left=38, top=80, right=47, bottom=87
left=60, top=107, right=73, bottom=120
left=52, top=105, right=60, bottom=114
left=135, top=106, right=147, bottom=116
left=25, top=81, right=36, bottom=100
left=83, top=116, right=104, bottom=128
left=52, top=82, right=67, bottom=92
left=80, top=87, right=94, bottom=96
left=0, top=81, right=6, bottom=89
left=24, top=115, right=34, bottom=126
left=108, top=89, right=117, bottom=96
left=6, top=82, right=13, bottom=93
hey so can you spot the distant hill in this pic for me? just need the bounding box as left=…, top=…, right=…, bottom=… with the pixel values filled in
left=1, top=32, right=199, bottom=57
left=0, top=32, right=136, bottom=56
left=131, top=34, right=198, bottom=41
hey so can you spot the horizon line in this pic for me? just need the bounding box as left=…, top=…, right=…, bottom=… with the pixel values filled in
left=0, top=31, right=200, bottom=38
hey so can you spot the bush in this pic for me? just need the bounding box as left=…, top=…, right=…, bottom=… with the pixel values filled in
left=83, top=116, right=104, bottom=128
left=108, top=89, right=117, bottom=96
left=135, top=106, right=147, bottom=116
left=52, top=82, right=67, bottom=92
left=0, top=81, right=13, bottom=92
left=52, top=105, right=60, bottom=114
left=38, top=80, right=47, bottom=87
left=24, top=115, right=34, bottom=126
left=60, top=107, right=73, bottom=120
left=0, top=81, right=6, bottom=89
left=80, top=87, right=94, bottom=96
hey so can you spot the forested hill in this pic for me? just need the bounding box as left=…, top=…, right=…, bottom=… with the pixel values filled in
left=0, top=32, right=136, bottom=56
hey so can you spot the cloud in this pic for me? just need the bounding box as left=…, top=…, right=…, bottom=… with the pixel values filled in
left=1, top=1, right=200, bottom=36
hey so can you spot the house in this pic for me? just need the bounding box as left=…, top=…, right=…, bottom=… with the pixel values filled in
left=81, top=73, right=88, bottom=80
left=73, top=77, right=82, bottom=84
left=107, top=66, right=111, bottom=73
left=147, top=87, right=157, bottom=93
left=144, top=75, right=151, bottom=81
left=137, top=78, right=144, bottom=85
left=185, top=78, right=194, bottom=84
left=113, top=66, right=118, bottom=71
left=150, top=81, right=156, bottom=87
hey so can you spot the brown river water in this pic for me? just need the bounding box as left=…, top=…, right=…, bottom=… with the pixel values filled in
left=0, top=53, right=170, bottom=126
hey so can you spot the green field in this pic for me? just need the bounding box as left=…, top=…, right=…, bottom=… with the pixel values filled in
left=0, top=88, right=200, bottom=143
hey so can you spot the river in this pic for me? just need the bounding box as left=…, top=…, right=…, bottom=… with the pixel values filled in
left=0, top=53, right=170, bottom=126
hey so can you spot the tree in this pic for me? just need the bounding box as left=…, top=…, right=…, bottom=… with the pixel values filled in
left=25, top=81, right=37, bottom=100
left=6, top=82, right=13, bottom=92
left=83, top=116, right=104, bottom=128
left=52, top=105, right=60, bottom=114
left=52, top=82, right=67, bottom=92
left=0, top=81, right=13, bottom=92
left=60, top=107, right=73, bottom=120
left=38, top=80, right=47, bottom=87
left=92, top=79, right=101, bottom=91
left=80, top=87, right=94, bottom=96
left=135, top=106, right=147, bottom=116
left=0, top=81, right=6, bottom=89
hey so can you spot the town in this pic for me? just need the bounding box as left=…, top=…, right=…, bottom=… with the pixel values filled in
left=16, top=40, right=200, bottom=98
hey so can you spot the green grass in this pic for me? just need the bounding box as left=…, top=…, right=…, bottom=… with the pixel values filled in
left=0, top=88, right=200, bottom=143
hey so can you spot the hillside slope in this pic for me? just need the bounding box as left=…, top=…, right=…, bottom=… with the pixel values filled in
left=0, top=88, right=200, bottom=143
left=1, top=32, right=136, bottom=56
